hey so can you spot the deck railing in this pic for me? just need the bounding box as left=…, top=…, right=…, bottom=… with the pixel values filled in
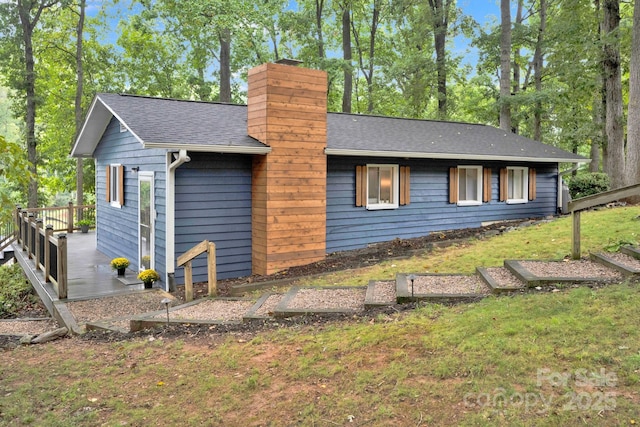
left=13, top=203, right=94, bottom=299
left=0, top=215, right=16, bottom=253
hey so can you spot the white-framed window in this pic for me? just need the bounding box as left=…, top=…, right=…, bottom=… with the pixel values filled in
left=106, top=164, right=124, bottom=208
left=506, top=167, right=528, bottom=204
left=457, top=165, right=483, bottom=206
left=366, top=164, right=399, bottom=210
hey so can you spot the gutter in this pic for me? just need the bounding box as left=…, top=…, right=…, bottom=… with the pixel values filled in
left=165, top=149, right=190, bottom=291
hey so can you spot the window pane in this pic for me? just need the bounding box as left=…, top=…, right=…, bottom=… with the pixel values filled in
left=380, top=168, right=392, bottom=203
left=368, top=167, right=380, bottom=204
left=508, top=169, right=524, bottom=199
left=111, top=166, right=119, bottom=203
left=459, top=168, right=478, bottom=201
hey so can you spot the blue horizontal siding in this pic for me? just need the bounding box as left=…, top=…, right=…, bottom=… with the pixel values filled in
left=94, top=117, right=168, bottom=283
left=326, top=156, right=558, bottom=253
left=174, top=153, right=253, bottom=282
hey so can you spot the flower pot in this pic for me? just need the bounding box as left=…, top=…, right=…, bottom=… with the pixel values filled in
left=80, top=225, right=89, bottom=233
left=143, top=281, right=153, bottom=289
left=117, top=268, right=126, bottom=277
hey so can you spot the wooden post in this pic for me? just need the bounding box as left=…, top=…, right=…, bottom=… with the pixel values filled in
left=35, top=219, right=42, bottom=272
left=184, top=261, right=193, bottom=302
left=207, top=241, right=217, bottom=296
left=57, top=234, right=68, bottom=299
left=571, top=210, right=581, bottom=260
left=44, top=225, right=53, bottom=282
left=67, top=202, right=74, bottom=234
left=21, top=211, right=27, bottom=250
left=27, top=213, right=34, bottom=258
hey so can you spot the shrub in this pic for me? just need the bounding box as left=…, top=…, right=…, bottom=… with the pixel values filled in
left=0, top=264, right=38, bottom=318
left=567, top=172, right=610, bottom=199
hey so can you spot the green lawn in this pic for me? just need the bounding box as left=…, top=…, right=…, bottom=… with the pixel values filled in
left=0, top=206, right=639, bottom=426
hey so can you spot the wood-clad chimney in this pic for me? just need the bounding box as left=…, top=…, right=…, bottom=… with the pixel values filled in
left=248, top=62, right=328, bottom=275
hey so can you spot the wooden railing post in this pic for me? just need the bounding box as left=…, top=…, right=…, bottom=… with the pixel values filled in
left=35, top=219, right=42, bottom=272
left=27, top=213, right=35, bottom=258
left=207, top=241, right=217, bottom=297
left=57, top=234, right=68, bottom=299
left=20, top=211, right=27, bottom=250
left=184, top=261, right=193, bottom=302
left=67, top=202, right=74, bottom=234
left=44, top=225, right=53, bottom=282
left=571, top=210, right=581, bottom=260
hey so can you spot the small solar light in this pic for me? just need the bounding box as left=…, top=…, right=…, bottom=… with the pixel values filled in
left=161, top=298, right=172, bottom=326
left=407, top=274, right=416, bottom=300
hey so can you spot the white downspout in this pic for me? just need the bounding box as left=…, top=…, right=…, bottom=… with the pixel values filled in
left=166, top=149, right=190, bottom=291
left=558, top=162, right=583, bottom=213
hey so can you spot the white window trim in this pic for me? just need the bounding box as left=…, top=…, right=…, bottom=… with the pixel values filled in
left=366, top=164, right=399, bottom=210
left=457, top=165, right=483, bottom=206
left=506, top=166, right=529, bottom=204
left=109, top=163, right=122, bottom=208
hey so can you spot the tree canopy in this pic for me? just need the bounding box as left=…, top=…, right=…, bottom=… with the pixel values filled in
left=1, top=0, right=639, bottom=210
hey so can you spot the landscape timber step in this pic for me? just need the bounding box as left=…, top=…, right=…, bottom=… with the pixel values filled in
left=364, top=280, right=396, bottom=308
left=503, top=260, right=615, bottom=287
left=272, top=286, right=366, bottom=318
left=243, top=293, right=283, bottom=321
left=590, top=252, right=640, bottom=277
left=395, top=273, right=489, bottom=304
left=475, top=267, right=526, bottom=294
left=620, top=245, right=640, bottom=259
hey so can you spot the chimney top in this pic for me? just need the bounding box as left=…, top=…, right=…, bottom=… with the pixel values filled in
left=275, top=58, right=303, bottom=67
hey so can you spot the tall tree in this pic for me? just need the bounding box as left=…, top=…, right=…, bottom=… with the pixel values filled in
left=75, top=0, right=85, bottom=211
left=625, top=0, right=640, bottom=187
left=532, top=0, right=547, bottom=141
left=499, top=0, right=512, bottom=131
left=602, top=0, right=624, bottom=189
left=340, top=0, right=353, bottom=113
left=427, top=0, right=454, bottom=120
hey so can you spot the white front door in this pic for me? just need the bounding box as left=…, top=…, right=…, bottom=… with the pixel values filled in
left=138, top=172, right=154, bottom=271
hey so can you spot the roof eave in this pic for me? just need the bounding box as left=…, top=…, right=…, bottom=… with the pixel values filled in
left=143, top=142, right=272, bottom=155
left=71, top=95, right=144, bottom=158
left=324, top=148, right=589, bottom=164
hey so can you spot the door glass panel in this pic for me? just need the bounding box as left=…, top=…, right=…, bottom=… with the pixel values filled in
left=139, top=178, right=152, bottom=270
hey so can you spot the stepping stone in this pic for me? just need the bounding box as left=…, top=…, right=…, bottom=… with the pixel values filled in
left=476, top=266, right=525, bottom=293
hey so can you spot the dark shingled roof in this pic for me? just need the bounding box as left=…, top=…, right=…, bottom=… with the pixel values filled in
left=73, top=93, right=586, bottom=163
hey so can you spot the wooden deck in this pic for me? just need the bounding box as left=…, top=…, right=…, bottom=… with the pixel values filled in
left=13, top=231, right=146, bottom=316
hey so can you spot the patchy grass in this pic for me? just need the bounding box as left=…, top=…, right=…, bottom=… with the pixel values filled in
left=1, top=206, right=640, bottom=426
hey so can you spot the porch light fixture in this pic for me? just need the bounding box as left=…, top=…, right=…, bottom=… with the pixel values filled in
left=130, top=166, right=140, bottom=174
left=161, top=298, right=172, bottom=326
left=408, top=274, right=416, bottom=299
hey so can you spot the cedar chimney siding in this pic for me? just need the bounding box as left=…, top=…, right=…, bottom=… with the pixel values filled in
left=248, top=63, right=328, bottom=275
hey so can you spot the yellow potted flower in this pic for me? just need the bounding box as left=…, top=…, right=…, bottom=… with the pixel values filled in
left=110, top=257, right=130, bottom=276
left=138, top=269, right=160, bottom=289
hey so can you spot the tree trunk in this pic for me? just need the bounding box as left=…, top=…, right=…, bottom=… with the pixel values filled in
left=499, top=0, right=512, bottom=132
left=218, top=28, right=231, bottom=103
left=75, top=0, right=85, bottom=213
left=602, top=0, right=624, bottom=189
left=366, top=2, right=380, bottom=113
left=533, top=0, right=546, bottom=142
left=512, top=0, right=523, bottom=134
left=428, top=0, right=450, bottom=120
left=625, top=0, right=640, bottom=187
left=315, top=0, right=326, bottom=59
left=342, top=5, right=352, bottom=113
left=18, top=4, right=38, bottom=208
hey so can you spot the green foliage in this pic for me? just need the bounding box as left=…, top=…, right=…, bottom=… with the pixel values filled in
left=568, top=172, right=611, bottom=199
left=0, top=264, right=37, bottom=318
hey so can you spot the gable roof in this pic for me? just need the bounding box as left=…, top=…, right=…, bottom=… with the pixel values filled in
left=72, top=93, right=586, bottom=163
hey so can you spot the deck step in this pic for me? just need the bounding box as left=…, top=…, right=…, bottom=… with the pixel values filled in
left=0, top=250, right=15, bottom=266
left=504, top=259, right=623, bottom=287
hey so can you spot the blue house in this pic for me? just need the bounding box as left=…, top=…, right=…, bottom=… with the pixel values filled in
left=71, top=62, right=586, bottom=290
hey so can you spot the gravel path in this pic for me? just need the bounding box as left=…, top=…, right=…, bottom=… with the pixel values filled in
left=601, top=252, right=640, bottom=270
left=412, top=275, right=491, bottom=295
left=155, top=299, right=254, bottom=322
left=253, top=294, right=284, bottom=317
left=67, top=291, right=176, bottom=324
left=285, top=288, right=366, bottom=311
left=0, top=319, right=58, bottom=335
left=484, top=267, right=525, bottom=288
left=369, top=281, right=396, bottom=304
left=518, top=260, right=623, bottom=279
